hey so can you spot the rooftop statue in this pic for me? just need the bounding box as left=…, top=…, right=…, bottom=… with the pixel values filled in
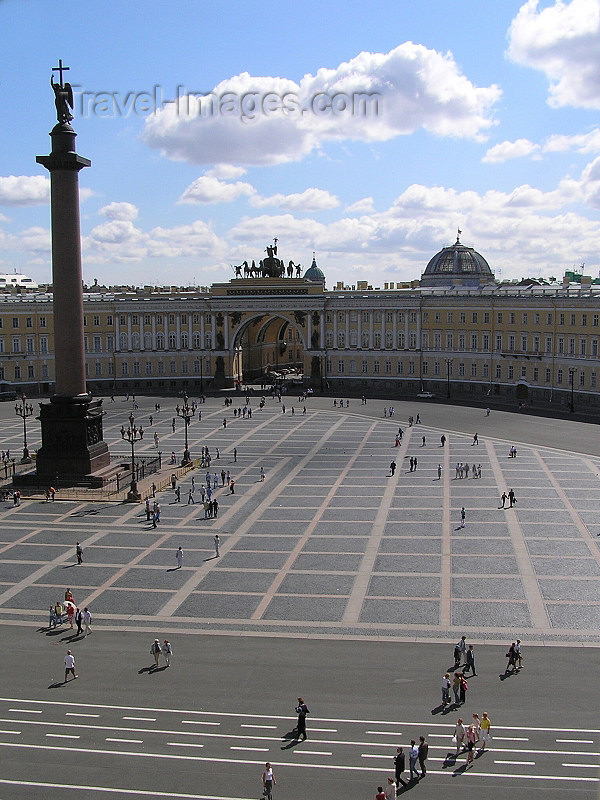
left=50, top=59, right=74, bottom=123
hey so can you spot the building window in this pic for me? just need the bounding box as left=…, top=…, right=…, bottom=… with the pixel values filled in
left=483, top=364, right=489, bottom=378
left=521, top=366, right=527, bottom=378
left=181, top=333, right=189, bottom=349
left=362, top=359, right=368, bottom=374
left=483, top=334, right=490, bottom=351
left=533, top=367, right=539, bottom=381
left=592, top=339, right=598, bottom=356
left=28, top=365, right=34, bottom=379
left=582, top=314, right=587, bottom=326
left=508, top=335, right=515, bottom=351
left=350, top=331, right=358, bottom=347
left=121, top=362, right=128, bottom=376
left=545, top=368, right=551, bottom=383
left=133, top=361, right=140, bottom=375
left=569, top=337, right=575, bottom=355
left=580, top=339, right=586, bottom=356
left=120, top=315, right=126, bottom=325
left=409, top=333, right=417, bottom=349
left=170, top=361, right=176, bottom=374
left=434, top=332, right=441, bottom=349
left=470, top=334, right=477, bottom=350
left=522, top=313, right=528, bottom=324
left=374, top=332, right=381, bottom=348
left=361, top=311, right=369, bottom=323
left=408, top=360, right=415, bottom=375
left=326, top=332, right=333, bottom=348
left=434, top=361, right=440, bottom=376
left=471, top=363, right=477, bottom=377
left=591, top=372, right=596, bottom=388
left=446, top=333, right=453, bottom=350
left=338, top=360, right=345, bottom=373
left=119, top=333, right=127, bottom=350
left=386, top=312, right=393, bottom=323
left=398, top=360, right=404, bottom=375
left=39, top=317, right=46, bottom=327
left=12, top=336, right=20, bottom=353
left=546, top=313, right=552, bottom=325
left=495, top=334, right=502, bottom=351
left=181, top=314, right=187, bottom=325
left=14, top=365, right=21, bottom=379
left=579, top=371, right=585, bottom=387
left=193, top=332, right=201, bottom=348
left=422, top=360, right=428, bottom=375
left=158, top=361, right=164, bottom=374
left=509, top=313, right=515, bottom=324
left=169, top=333, right=177, bottom=349
left=41, top=365, right=48, bottom=378
left=157, top=315, right=163, bottom=325
left=545, top=336, right=552, bottom=353
left=409, top=311, right=417, bottom=323
left=435, top=312, right=441, bottom=322
left=458, top=334, right=466, bottom=350
left=559, top=314, right=565, bottom=325
left=145, top=315, right=151, bottom=325
left=497, top=312, right=503, bottom=323
left=26, top=337, right=34, bottom=354
left=182, top=361, right=188, bottom=374
left=558, top=337, right=564, bottom=354
left=169, top=314, right=175, bottom=325
left=385, top=331, right=393, bottom=348
left=422, top=312, right=428, bottom=323
left=385, top=360, right=392, bottom=374
left=570, top=313, right=576, bottom=326
left=146, top=361, right=152, bottom=375
left=94, top=335, right=102, bottom=352
left=496, top=365, right=502, bottom=379
left=593, top=314, right=599, bottom=327
left=557, top=369, right=563, bottom=384
left=350, top=360, right=356, bottom=373
left=460, top=312, right=466, bottom=323
left=447, top=312, right=453, bottom=323
left=95, top=362, right=102, bottom=376
left=26, top=317, right=33, bottom=328
left=458, top=362, right=465, bottom=376
left=472, top=312, right=478, bottom=323
left=521, top=336, right=527, bottom=351
left=397, top=332, right=405, bottom=349
left=373, top=360, right=380, bottom=373
left=508, top=365, right=514, bottom=379
left=533, top=336, right=540, bottom=352
left=108, top=361, right=114, bottom=376
left=12, top=318, right=19, bottom=328
left=156, top=333, right=164, bottom=349
left=338, top=332, right=345, bottom=348
left=40, top=337, right=48, bottom=354
left=93, top=315, right=100, bottom=326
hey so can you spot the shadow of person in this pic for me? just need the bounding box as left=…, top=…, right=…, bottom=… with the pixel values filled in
left=48, top=681, right=65, bottom=689
left=430, top=704, right=446, bottom=715
left=166, top=567, right=179, bottom=572
left=280, top=728, right=301, bottom=750
left=452, top=763, right=469, bottom=776
left=138, top=666, right=154, bottom=674
left=442, top=752, right=457, bottom=769
left=203, top=555, right=219, bottom=562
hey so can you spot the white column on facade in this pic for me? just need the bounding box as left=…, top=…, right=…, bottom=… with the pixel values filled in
left=188, top=313, right=193, bottom=350
left=139, top=314, right=145, bottom=351
left=211, top=312, right=217, bottom=349
left=382, top=311, right=387, bottom=350
left=416, top=309, right=421, bottom=348
left=320, top=311, right=325, bottom=349
left=357, top=311, right=362, bottom=349
left=333, top=311, right=338, bottom=349
left=345, top=310, right=350, bottom=349
left=127, top=314, right=132, bottom=350
left=163, top=314, right=168, bottom=351
left=369, top=311, right=374, bottom=349
left=176, top=314, right=181, bottom=349
left=200, top=312, right=205, bottom=350
left=405, top=312, right=409, bottom=345
left=151, top=315, right=156, bottom=349
left=393, top=311, right=397, bottom=350
left=115, top=315, right=120, bottom=351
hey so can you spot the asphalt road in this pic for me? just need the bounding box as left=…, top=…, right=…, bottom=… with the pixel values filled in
left=1, top=630, right=599, bottom=799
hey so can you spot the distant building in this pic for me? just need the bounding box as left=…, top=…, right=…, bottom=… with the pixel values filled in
left=0, top=242, right=598, bottom=410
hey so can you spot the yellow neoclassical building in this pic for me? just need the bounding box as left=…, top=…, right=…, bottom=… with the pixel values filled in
left=1, top=239, right=599, bottom=412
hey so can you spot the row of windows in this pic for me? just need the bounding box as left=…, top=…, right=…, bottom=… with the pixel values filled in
left=325, top=359, right=597, bottom=387
left=323, top=330, right=599, bottom=355
left=0, top=316, right=47, bottom=329
left=324, top=310, right=600, bottom=327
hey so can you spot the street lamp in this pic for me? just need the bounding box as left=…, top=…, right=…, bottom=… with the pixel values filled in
left=445, top=359, right=453, bottom=399
left=569, top=367, right=578, bottom=413
left=175, top=393, right=195, bottom=464
left=125, top=412, right=144, bottom=501
left=15, top=394, right=34, bottom=464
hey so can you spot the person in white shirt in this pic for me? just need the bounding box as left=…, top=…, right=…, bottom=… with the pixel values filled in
left=83, top=607, right=92, bottom=637
left=64, top=650, right=77, bottom=682
left=384, top=776, right=396, bottom=799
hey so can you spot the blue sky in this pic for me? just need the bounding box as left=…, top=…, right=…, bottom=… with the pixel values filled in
left=1, top=0, right=600, bottom=287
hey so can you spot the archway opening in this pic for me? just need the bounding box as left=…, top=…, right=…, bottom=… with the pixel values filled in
left=232, top=314, right=306, bottom=386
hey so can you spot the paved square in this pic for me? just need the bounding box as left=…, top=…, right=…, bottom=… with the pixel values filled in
left=1, top=394, right=599, bottom=644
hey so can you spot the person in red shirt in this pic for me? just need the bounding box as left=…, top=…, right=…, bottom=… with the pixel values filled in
left=375, top=788, right=386, bottom=800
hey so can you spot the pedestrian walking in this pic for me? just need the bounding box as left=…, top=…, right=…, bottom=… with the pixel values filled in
left=479, top=712, right=491, bottom=750
left=390, top=460, right=396, bottom=476
left=187, top=488, right=194, bottom=504
left=459, top=674, right=468, bottom=705
left=409, top=739, right=419, bottom=780
left=67, top=603, right=75, bottom=629
left=230, top=480, right=235, bottom=494
left=437, top=463, right=442, bottom=480
left=460, top=506, right=466, bottom=528
left=214, top=534, right=220, bottom=557
left=221, top=469, right=226, bottom=486
left=508, top=488, right=517, bottom=508
left=83, top=607, right=92, bottom=637
left=64, top=650, right=78, bottom=682
left=384, top=777, right=396, bottom=800
left=260, top=466, right=265, bottom=481
left=48, top=605, right=56, bottom=629
left=454, top=635, right=467, bottom=667
left=394, top=746, right=408, bottom=787
left=233, top=448, right=237, bottom=462
left=171, top=474, right=176, bottom=490
left=262, top=763, right=276, bottom=799
left=418, top=735, right=428, bottom=777
left=163, top=639, right=173, bottom=667
left=465, top=725, right=476, bottom=766
left=453, top=718, right=465, bottom=754
left=462, top=644, right=477, bottom=676
left=472, top=713, right=482, bottom=743
left=440, top=434, right=446, bottom=447
left=442, top=672, right=451, bottom=706
left=176, top=547, right=183, bottom=568
left=76, top=541, right=83, bottom=564
left=145, top=497, right=151, bottom=520
left=213, top=498, right=219, bottom=518
left=375, top=787, right=386, bottom=800
left=500, top=492, right=507, bottom=508
left=150, top=638, right=162, bottom=669
left=472, top=433, right=479, bottom=445
left=295, top=698, right=309, bottom=741
left=75, top=607, right=83, bottom=636
left=505, top=641, right=518, bottom=673
left=422, top=436, right=426, bottom=447
left=174, top=486, right=181, bottom=502
left=452, top=672, right=461, bottom=705
left=514, top=639, right=523, bottom=669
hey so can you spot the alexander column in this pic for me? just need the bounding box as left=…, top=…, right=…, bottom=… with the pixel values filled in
left=34, top=61, right=110, bottom=481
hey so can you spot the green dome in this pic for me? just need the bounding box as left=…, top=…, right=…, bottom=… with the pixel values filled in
left=304, top=256, right=325, bottom=283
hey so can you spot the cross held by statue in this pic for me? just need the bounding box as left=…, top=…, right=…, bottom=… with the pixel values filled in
left=52, top=59, right=70, bottom=87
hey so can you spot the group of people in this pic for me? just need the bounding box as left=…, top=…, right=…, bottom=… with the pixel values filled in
left=149, top=638, right=173, bottom=669
left=50, top=587, right=92, bottom=638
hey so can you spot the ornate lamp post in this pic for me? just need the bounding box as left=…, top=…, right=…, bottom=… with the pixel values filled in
left=15, top=395, right=34, bottom=464
left=125, top=412, right=143, bottom=501
left=445, top=358, right=453, bottom=399
left=175, top=393, right=195, bottom=465
left=569, top=367, right=578, bottom=413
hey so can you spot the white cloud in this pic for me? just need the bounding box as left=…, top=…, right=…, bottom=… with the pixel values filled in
left=0, top=175, right=49, bottom=206
left=99, top=202, right=139, bottom=221
left=205, top=165, right=247, bottom=179
left=544, top=128, right=600, bottom=152
left=345, top=197, right=375, bottom=213
left=482, top=138, right=540, bottom=163
left=142, top=43, right=500, bottom=167
left=178, top=175, right=256, bottom=204
left=508, top=0, right=600, bottom=109
left=250, top=188, right=339, bottom=211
